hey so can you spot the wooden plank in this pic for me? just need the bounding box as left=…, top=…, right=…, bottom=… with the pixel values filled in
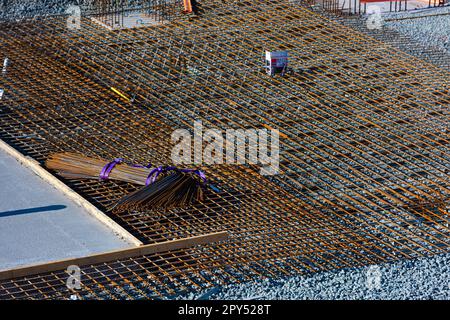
left=0, top=231, right=228, bottom=281
left=0, top=138, right=143, bottom=247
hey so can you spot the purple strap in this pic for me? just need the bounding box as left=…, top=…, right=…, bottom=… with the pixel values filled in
left=99, top=158, right=206, bottom=186
left=145, top=166, right=207, bottom=186
left=99, top=158, right=123, bottom=180
left=146, top=166, right=164, bottom=185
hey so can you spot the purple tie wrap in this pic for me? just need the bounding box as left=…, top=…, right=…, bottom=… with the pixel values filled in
left=99, top=158, right=206, bottom=186
left=99, top=158, right=124, bottom=180
left=145, top=166, right=207, bottom=186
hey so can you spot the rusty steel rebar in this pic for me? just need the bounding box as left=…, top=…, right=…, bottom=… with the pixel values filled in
left=0, top=0, right=449, bottom=299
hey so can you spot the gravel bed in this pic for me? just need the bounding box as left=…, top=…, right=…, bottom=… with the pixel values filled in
left=0, top=0, right=161, bottom=20
left=0, top=0, right=73, bottom=19
left=179, top=253, right=450, bottom=300
left=384, top=6, right=450, bottom=54
left=318, top=5, right=450, bottom=69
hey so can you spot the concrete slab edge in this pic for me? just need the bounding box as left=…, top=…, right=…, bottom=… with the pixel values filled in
left=0, top=139, right=143, bottom=247
left=0, top=231, right=228, bottom=280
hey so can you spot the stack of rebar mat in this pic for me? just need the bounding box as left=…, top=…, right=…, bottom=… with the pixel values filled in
left=46, top=152, right=206, bottom=212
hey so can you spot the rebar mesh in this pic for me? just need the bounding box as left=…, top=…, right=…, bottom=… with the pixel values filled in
left=0, top=0, right=449, bottom=299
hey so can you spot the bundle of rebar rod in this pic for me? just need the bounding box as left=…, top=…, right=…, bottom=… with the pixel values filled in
left=46, top=152, right=205, bottom=212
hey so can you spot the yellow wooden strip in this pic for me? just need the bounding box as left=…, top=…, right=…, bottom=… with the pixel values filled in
left=110, top=87, right=130, bottom=101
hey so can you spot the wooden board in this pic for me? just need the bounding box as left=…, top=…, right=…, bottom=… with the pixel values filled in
left=0, top=231, right=228, bottom=281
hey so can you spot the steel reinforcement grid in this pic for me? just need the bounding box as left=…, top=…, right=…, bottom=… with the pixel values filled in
left=0, top=0, right=449, bottom=299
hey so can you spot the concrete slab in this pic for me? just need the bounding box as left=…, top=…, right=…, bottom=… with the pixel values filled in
left=91, top=11, right=168, bottom=31
left=0, top=149, right=133, bottom=270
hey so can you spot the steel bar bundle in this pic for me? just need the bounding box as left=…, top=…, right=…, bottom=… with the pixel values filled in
left=47, top=152, right=155, bottom=185
left=46, top=152, right=205, bottom=211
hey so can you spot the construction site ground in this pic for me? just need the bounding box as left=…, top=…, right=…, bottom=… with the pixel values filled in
left=0, top=0, right=449, bottom=299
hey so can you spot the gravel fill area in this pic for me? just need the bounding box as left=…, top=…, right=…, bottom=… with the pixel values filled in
left=384, top=6, right=450, bottom=54
left=178, top=253, right=450, bottom=300
left=0, top=0, right=149, bottom=20
left=319, top=5, right=450, bottom=69
left=0, top=0, right=73, bottom=19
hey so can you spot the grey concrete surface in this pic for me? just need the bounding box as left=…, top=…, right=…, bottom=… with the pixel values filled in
left=0, top=150, right=132, bottom=270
